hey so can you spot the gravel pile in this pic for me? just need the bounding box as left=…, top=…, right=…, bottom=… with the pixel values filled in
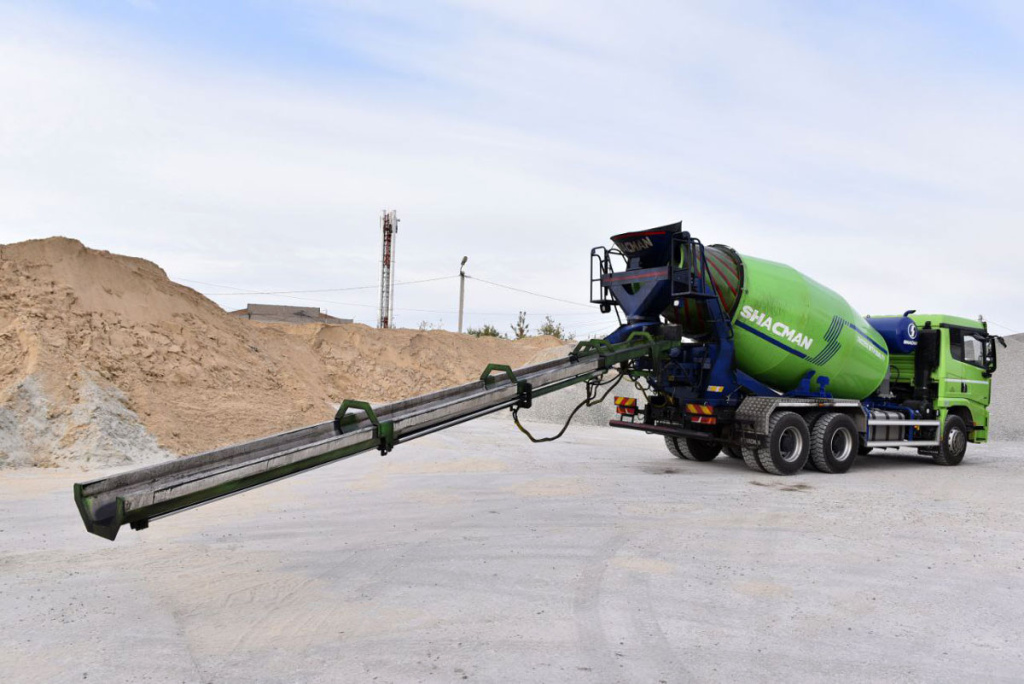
left=990, top=333, right=1022, bottom=441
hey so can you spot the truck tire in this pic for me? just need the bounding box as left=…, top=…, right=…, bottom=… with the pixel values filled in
left=803, top=415, right=821, bottom=470
left=810, top=413, right=858, bottom=474
left=742, top=444, right=766, bottom=472
left=756, top=411, right=810, bottom=476
left=723, top=444, right=742, bottom=459
left=665, top=436, right=721, bottom=461
left=931, top=415, right=968, bottom=466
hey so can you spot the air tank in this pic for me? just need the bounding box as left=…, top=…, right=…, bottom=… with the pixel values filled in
left=865, top=314, right=919, bottom=354
left=665, top=245, right=889, bottom=400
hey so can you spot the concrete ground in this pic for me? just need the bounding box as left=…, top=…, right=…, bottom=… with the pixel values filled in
left=2, top=415, right=1023, bottom=683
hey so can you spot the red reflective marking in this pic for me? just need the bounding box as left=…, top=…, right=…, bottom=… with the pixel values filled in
left=611, top=230, right=668, bottom=241
left=604, top=267, right=670, bottom=283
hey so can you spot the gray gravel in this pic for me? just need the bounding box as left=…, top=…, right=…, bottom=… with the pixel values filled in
left=0, top=374, right=169, bottom=469
left=2, top=416, right=1022, bottom=683
left=991, top=332, right=1022, bottom=441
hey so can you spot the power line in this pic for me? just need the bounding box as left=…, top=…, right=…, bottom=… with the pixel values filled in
left=466, top=275, right=593, bottom=309
left=178, top=275, right=467, bottom=316
left=183, top=286, right=430, bottom=314
left=179, top=274, right=600, bottom=317
left=177, top=278, right=251, bottom=292
left=192, top=275, right=459, bottom=296
left=988, top=320, right=1022, bottom=335
left=202, top=291, right=603, bottom=318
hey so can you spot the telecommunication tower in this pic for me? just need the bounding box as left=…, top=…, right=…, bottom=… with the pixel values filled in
left=377, top=210, right=399, bottom=329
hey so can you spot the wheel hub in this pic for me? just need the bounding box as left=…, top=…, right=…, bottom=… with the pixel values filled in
left=830, top=427, right=853, bottom=462
left=779, top=426, right=804, bottom=463
left=948, top=428, right=966, bottom=455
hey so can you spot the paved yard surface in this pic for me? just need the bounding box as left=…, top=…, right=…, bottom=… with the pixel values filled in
left=2, top=416, right=1022, bottom=683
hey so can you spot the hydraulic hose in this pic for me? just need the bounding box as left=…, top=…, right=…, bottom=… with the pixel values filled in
left=511, top=371, right=625, bottom=443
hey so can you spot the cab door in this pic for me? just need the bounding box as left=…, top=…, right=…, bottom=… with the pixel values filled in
left=945, top=327, right=969, bottom=399
left=946, top=327, right=992, bottom=424
left=959, top=331, right=992, bottom=406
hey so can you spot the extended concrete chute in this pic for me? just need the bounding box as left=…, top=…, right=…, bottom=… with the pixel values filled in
left=74, top=337, right=671, bottom=541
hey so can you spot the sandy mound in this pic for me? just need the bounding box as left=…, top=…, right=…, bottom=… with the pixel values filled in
left=0, top=238, right=562, bottom=467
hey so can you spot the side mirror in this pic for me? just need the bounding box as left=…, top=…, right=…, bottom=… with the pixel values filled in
left=985, top=336, right=1000, bottom=375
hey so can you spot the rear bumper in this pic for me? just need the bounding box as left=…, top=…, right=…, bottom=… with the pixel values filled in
left=608, top=420, right=725, bottom=442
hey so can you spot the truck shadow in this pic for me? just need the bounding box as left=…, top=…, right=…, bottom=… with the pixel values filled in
left=640, top=449, right=968, bottom=476
left=638, top=463, right=687, bottom=475
left=851, top=451, right=947, bottom=470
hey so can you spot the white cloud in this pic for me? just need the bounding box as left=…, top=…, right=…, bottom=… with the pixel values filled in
left=0, top=1, right=1021, bottom=333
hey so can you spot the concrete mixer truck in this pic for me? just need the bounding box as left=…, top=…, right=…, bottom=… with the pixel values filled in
left=74, top=223, right=1003, bottom=540
left=593, top=224, right=1002, bottom=475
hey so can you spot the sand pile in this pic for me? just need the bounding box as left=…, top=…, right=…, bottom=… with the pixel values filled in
left=0, top=238, right=561, bottom=467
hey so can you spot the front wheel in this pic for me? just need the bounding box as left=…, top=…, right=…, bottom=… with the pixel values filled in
left=665, top=436, right=721, bottom=461
left=930, top=415, right=968, bottom=466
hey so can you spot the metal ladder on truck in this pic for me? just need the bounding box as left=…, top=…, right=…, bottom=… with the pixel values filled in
left=75, top=335, right=673, bottom=541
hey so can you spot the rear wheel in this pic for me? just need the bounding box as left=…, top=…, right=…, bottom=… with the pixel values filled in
left=756, top=411, right=810, bottom=476
left=723, top=444, right=742, bottom=459
left=665, top=436, right=721, bottom=461
left=742, top=444, right=766, bottom=472
left=810, top=413, right=858, bottom=474
left=930, top=415, right=968, bottom=466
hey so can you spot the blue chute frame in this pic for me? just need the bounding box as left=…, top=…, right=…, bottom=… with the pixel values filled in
left=659, top=231, right=778, bottom=411
left=592, top=225, right=781, bottom=441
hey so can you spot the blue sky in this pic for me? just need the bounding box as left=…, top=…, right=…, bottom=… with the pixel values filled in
left=2, top=0, right=1022, bottom=336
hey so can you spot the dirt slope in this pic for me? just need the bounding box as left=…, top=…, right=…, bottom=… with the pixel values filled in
left=0, top=238, right=561, bottom=467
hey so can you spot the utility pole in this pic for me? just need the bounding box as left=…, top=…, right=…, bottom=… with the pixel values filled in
left=458, top=256, right=468, bottom=333
left=377, top=210, right=399, bottom=329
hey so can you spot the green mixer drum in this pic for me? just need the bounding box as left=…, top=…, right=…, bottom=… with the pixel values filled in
left=665, top=246, right=889, bottom=399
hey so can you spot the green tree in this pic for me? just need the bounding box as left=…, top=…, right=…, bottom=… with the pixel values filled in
left=510, top=311, right=530, bottom=340
left=538, top=315, right=567, bottom=340
left=417, top=319, right=444, bottom=331
left=467, top=324, right=506, bottom=338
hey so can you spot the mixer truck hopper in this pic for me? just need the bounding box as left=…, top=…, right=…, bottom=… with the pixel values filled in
left=74, top=223, right=1003, bottom=540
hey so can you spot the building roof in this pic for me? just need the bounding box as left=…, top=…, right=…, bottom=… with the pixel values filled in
left=230, top=303, right=353, bottom=326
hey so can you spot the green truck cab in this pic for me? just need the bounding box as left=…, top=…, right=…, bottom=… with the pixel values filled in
left=887, top=314, right=1000, bottom=459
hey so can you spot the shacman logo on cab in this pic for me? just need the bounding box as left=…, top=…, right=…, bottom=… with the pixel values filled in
left=739, top=305, right=815, bottom=351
